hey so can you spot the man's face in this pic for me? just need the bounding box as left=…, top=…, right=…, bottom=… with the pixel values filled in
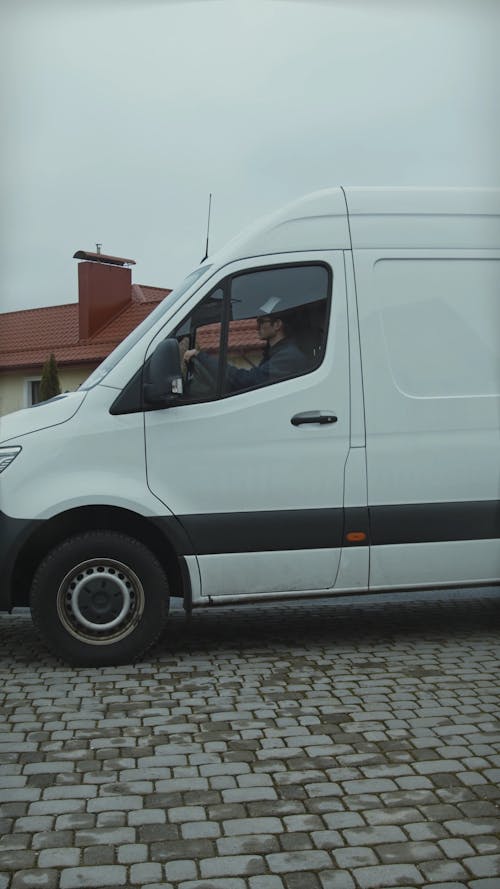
left=257, top=316, right=279, bottom=342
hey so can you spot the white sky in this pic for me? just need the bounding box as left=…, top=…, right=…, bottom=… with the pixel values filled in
left=1, top=0, right=499, bottom=313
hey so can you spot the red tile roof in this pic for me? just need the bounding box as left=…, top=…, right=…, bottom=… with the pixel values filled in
left=198, top=319, right=262, bottom=354
left=0, top=285, right=170, bottom=372
left=0, top=284, right=263, bottom=373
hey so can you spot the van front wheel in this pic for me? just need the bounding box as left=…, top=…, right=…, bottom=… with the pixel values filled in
left=30, top=531, right=169, bottom=666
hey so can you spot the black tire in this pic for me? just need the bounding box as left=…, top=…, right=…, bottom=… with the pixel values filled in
left=30, top=531, right=169, bottom=666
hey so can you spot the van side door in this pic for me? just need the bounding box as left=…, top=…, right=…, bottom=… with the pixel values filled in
left=144, top=252, right=354, bottom=600
left=355, top=250, right=500, bottom=590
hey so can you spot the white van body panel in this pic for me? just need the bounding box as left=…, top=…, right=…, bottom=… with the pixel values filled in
left=210, top=188, right=350, bottom=262
left=370, top=540, right=500, bottom=591
left=345, top=186, right=500, bottom=249
left=344, top=252, right=366, bottom=448
left=352, top=240, right=500, bottom=588
left=196, top=549, right=341, bottom=599
left=1, top=385, right=167, bottom=520
left=334, top=446, right=370, bottom=591
left=0, top=391, right=87, bottom=442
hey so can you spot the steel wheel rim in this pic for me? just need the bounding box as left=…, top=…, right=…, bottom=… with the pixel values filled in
left=56, top=557, right=145, bottom=645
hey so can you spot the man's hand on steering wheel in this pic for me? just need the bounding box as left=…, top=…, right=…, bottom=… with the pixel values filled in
left=182, top=349, right=218, bottom=394
left=183, top=348, right=199, bottom=364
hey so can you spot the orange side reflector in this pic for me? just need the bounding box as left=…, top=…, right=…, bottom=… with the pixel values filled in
left=346, top=531, right=367, bottom=542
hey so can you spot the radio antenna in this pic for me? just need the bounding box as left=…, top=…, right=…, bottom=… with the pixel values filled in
left=202, top=193, right=212, bottom=262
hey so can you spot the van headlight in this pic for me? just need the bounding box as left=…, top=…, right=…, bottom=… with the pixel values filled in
left=0, top=447, right=22, bottom=473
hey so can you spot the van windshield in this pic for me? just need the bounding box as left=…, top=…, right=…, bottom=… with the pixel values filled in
left=79, top=264, right=212, bottom=390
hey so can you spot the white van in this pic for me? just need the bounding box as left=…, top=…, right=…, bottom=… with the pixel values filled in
left=1, top=187, right=499, bottom=665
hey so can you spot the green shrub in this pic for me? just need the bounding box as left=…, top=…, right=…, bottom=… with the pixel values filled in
left=39, top=353, right=61, bottom=402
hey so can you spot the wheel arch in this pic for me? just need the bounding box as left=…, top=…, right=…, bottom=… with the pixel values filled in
left=12, top=505, right=189, bottom=608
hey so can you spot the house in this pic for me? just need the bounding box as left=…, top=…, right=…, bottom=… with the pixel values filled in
left=0, top=249, right=270, bottom=418
left=0, top=251, right=171, bottom=416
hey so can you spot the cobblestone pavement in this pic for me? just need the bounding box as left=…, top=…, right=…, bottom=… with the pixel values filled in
left=1, top=589, right=499, bottom=889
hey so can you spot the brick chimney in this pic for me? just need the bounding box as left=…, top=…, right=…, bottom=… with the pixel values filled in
left=73, top=249, right=136, bottom=339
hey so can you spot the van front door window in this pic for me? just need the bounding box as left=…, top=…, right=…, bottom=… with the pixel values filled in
left=173, top=263, right=330, bottom=402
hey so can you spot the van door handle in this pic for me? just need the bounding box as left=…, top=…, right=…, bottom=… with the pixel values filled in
left=291, top=411, right=338, bottom=426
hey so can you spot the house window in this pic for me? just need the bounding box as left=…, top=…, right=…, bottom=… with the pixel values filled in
left=25, top=378, right=42, bottom=407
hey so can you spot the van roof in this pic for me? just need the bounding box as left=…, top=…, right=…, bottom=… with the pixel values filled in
left=344, top=186, right=500, bottom=250
left=344, top=186, right=500, bottom=216
left=211, top=186, right=500, bottom=264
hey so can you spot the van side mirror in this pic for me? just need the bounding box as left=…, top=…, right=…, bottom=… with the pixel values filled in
left=143, top=338, right=183, bottom=407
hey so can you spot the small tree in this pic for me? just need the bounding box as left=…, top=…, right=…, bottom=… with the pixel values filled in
left=39, top=353, right=61, bottom=402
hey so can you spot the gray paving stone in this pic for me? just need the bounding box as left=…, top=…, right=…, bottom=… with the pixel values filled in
left=179, top=881, right=246, bottom=889
left=38, top=847, right=80, bottom=867
left=322, top=811, right=364, bottom=830
left=377, top=840, right=444, bottom=863
left=266, top=850, right=332, bottom=873
left=364, top=807, right=424, bottom=826
left=0, top=788, right=40, bottom=803
left=353, top=862, right=425, bottom=887
left=0, top=833, right=31, bottom=852
left=0, top=849, right=36, bottom=870
left=342, top=777, right=398, bottom=793
left=11, top=870, right=59, bottom=889
left=181, top=820, right=221, bottom=839
left=419, top=860, right=469, bottom=882
left=223, top=816, right=283, bottom=836
left=55, top=813, right=95, bottom=830
left=60, top=865, right=127, bottom=888
left=217, top=834, right=280, bottom=855
left=405, top=821, right=449, bottom=841
left=200, top=853, right=265, bottom=878
left=82, top=844, right=115, bottom=866
left=249, top=878, right=285, bottom=889
left=421, top=883, right=468, bottom=889
left=283, top=872, right=321, bottom=889
left=310, top=830, right=344, bottom=850
left=444, top=818, right=500, bottom=836
left=463, top=855, right=500, bottom=877
left=169, top=805, right=207, bottom=823
left=76, top=826, right=135, bottom=846
left=164, top=859, right=198, bottom=882
left=320, top=871, right=356, bottom=889
left=96, top=810, right=127, bottom=827
left=343, top=826, right=406, bottom=845
left=138, top=823, right=179, bottom=843
left=131, top=861, right=166, bottom=889
left=279, top=832, right=314, bottom=852
left=23, top=761, right=75, bottom=775
left=150, top=838, right=214, bottom=863
left=438, top=838, right=476, bottom=858
left=87, top=794, right=143, bottom=812
left=334, top=846, right=378, bottom=868
left=221, top=787, right=278, bottom=803
left=469, top=880, right=500, bottom=889
left=117, top=842, right=148, bottom=863
left=470, top=835, right=500, bottom=854
left=28, top=800, right=85, bottom=816
left=128, top=808, right=167, bottom=825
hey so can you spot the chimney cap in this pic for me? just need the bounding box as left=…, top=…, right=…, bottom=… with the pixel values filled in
left=73, top=250, right=136, bottom=266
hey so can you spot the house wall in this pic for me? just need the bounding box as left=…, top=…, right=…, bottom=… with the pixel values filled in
left=0, top=364, right=97, bottom=418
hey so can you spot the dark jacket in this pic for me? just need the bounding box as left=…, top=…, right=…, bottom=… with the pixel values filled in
left=198, top=337, right=308, bottom=392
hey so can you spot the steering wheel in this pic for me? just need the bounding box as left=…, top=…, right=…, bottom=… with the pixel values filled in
left=187, top=354, right=217, bottom=396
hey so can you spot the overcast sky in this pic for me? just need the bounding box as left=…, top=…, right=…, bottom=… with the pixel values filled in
left=2, top=0, right=499, bottom=313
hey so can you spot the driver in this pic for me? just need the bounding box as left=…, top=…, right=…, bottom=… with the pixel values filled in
left=183, top=297, right=308, bottom=392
